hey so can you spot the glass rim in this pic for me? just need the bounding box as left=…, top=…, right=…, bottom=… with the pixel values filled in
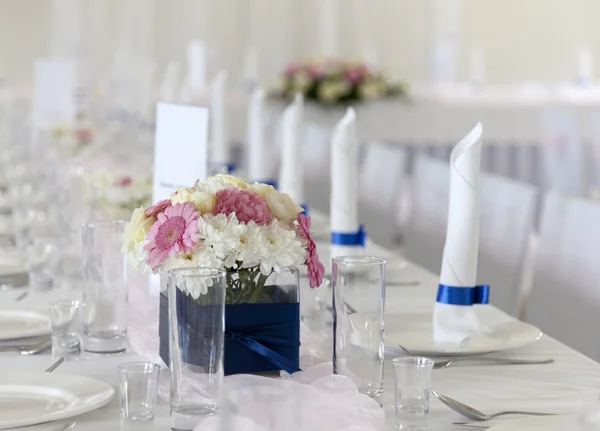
left=48, top=299, right=82, bottom=308
left=117, top=362, right=161, bottom=373
left=332, top=256, right=386, bottom=266
left=168, top=266, right=226, bottom=279
left=81, top=220, right=127, bottom=229
left=392, top=356, right=435, bottom=367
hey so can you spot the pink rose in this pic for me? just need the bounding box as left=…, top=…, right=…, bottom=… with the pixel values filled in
left=214, top=188, right=273, bottom=225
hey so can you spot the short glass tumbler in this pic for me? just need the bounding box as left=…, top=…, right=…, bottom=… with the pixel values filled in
left=118, top=362, right=161, bottom=421
left=332, top=256, right=386, bottom=400
left=82, top=220, right=129, bottom=354
left=168, top=267, right=226, bottom=430
left=49, top=299, right=82, bottom=359
left=392, top=357, right=435, bottom=430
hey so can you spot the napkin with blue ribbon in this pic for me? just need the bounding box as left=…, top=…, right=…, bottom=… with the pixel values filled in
left=330, top=108, right=366, bottom=257
left=248, top=87, right=277, bottom=185
left=434, top=122, right=490, bottom=344
left=279, top=94, right=306, bottom=208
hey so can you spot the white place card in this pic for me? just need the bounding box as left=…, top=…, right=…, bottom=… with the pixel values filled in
left=153, top=102, right=209, bottom=202
left=33, top=58, right=77, bottom=127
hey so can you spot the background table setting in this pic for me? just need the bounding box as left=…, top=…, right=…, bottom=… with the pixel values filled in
left=2, top=85, right=600, bottom=431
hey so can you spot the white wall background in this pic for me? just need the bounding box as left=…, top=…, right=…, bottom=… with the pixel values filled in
left=0, top=0, right=599, bottom=88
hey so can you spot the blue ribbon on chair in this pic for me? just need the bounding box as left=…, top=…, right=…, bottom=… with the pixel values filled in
left=301, top=204, right=309, bottom=215
left=436, top=284, right=490, bottom=306
left=331, top=225, right=367, bottom=247
left=211, top=163, right=238, bottom=175
left=225, top=322, right=301, bottom=375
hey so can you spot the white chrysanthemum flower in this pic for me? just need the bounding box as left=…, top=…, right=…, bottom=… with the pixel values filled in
left=162, top=248, right=223, bottom=299
left=197, top=213, right=245, bottom=263
left=259, top=220, right=306, bottom=275
left=236, top=221, right=268, bottom=269
left=127, top=240, right=152, bottom=274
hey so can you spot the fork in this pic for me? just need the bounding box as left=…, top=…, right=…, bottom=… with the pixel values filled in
left=433, top=356, right=554, bottom=369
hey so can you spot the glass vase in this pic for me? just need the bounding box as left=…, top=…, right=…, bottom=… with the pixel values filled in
left=168, top=267, right=226, bottom=430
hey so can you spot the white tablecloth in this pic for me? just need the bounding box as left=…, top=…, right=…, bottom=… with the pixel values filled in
left=2, top=217, right=600, bottom=430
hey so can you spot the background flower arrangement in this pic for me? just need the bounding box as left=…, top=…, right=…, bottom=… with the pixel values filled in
left=87, top=171, right=153, bottom=220
left=123, top=174, right=325, bottom=304
left=272, top=58, right=407, bottom=105
left=51, top=112, right=96, bottom=155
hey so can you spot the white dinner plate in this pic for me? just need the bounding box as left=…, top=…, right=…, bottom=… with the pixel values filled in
left=385, top=311, right=543, bottom=356
left=487, top=415, right=575, bottom=430
left=0, top=306, right=50, bottom=340
left=0, top=373, right=114, bottom=429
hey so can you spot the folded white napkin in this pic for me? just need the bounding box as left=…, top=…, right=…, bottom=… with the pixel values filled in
left=247, top=88, right=270, bottom=182
left=210, top=70, right=231, bottom=167
left=433, top=122, right=488, bottom=344
left=278, top=94, right=305, bottom=204
left=187, top=39, right=207, bottom=95
left=159, top=61, right=180, bottom=102
left=330, top=108, right=361, bottom=258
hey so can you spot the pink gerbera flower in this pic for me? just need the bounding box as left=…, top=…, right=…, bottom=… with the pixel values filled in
left=214, top=188, right=273, bottom=225
left=144, top=202, right=199, bottom=270
left=296, top=213, right=325, bottom=288
left=146, top=199, right=171, bottom=218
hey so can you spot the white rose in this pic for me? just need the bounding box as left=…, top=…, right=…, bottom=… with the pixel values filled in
left=171, top=187, right=216, bottom=214
left=265, top=192, right=303, bottom=223
left=122, top=207, right=156, bottom=254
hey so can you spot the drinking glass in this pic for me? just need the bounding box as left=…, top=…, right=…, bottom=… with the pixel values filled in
left=392, top=357, right=434, bottom=430
left=82, top=220, right=129, bottom=354
left=168, top=267, right=226, bottom=430
left=49, top=299, right=82, bottom=359
left=118, top=362, right=161, bottom=421
left=332, top=256, right=386, bottom=400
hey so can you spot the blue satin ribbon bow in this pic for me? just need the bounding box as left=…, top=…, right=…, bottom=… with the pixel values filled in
left=225, top=322, right=301, bottom=375
left=436, top=284, right=490, bottom=306
left=331, top=225, right=366, bottom=247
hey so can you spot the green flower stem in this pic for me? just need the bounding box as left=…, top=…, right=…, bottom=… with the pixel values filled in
left=248, top=272, right=269, bottom=304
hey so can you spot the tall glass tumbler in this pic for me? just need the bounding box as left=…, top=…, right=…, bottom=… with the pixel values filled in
left=82, top=220, right=129, bottom=354
left=168, top=267, right=226, bottom=430
left=332, top=256, right=386, bottom=399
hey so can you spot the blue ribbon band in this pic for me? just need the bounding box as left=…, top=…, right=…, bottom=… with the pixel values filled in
left=436, top=284, right=490, bottom=306
left=331, top=225, right=366, bottom=247
left=225, top=323, right=301, bottom=375
left=211, top=163, right=238, bottom=175
left=301, top=204, right=309, bottom=215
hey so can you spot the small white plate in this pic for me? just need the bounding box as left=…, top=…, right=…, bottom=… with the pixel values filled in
left=0, top=373, right=114, bottom=429
left=487, top=415, right=575, bottom=430
left=385, top=311, right=543, bottom=357
left=0, top=306, right=50, bottom=340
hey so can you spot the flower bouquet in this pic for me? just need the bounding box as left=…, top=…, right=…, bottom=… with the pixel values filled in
left=273, top=58, right=406, bottom=105
left=123, top=174, right=325, bottom=374
left=51, top=112, right=96, bottom=155
left=87, top=171, right=153, bottom=220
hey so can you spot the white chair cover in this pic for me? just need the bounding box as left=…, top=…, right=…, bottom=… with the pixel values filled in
left=478, top=173, right=538, bottom=316
left=304, top=123, right=331, bottom=213
left=404, top=154, right=450, bottom=273
left=525, top=191, right=600, bottom=361
left=359, top=143, right=407, bottom=248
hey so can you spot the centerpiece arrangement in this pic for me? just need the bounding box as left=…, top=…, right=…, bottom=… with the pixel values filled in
left=86, top=171, right=152, bottom=220
left=272, top=58, right=407, bottom=105
left=123, top=174, right=325, bottom=374
left=51, top=112, right=96, bottom=155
